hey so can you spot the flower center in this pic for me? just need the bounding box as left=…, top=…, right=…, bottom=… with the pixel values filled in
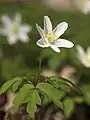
left=46, top=34, right=55, bottom=43
left=11, top=26, right=19, bottom=33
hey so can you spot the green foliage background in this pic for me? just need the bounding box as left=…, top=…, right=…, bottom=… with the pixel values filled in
left=0, top=1, right=90, bottom=118
left=0, top=1, right=90, bottom=81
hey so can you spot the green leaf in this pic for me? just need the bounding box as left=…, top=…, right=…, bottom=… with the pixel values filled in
left=22, top=89, right=34, bottom=104
left=12, top=77, right=23, bottom=92
left=74, top=96, right=84, bottom=104
left=0, top=77, right=20, bottom=94
left=12, top=84, right=34, bottom=113
left=59, top=83, right=71, bottom=92
left=27, top=101, right=36, bottom=118
left=63, top=98, right=75, bottom=118
left=27, top=90, right=41, bottom=117
left=48, top=76, right=80, bottom=93
left=53, top=100, right=63, bottom=109
left=36, top=83, right=65, bottom=101
left=82, top=84, right=90, bottom=104
left=35, top=90, right=41, bottom=105
left=42, top=92, right=51, bottom=104
left=48, top=76, right=74, bottom=91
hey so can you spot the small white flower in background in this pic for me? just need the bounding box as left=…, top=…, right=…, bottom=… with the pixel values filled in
left=0, top=13, right=32, bottom=44
left=83, top=0, right=90, bottom=14
left=75, top=0, right=90, bottom=14
left=76, top=45, right=90, bottom=67
left=36, top=16, right=74, bottom=53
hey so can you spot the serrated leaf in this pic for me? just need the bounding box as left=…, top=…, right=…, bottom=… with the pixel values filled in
left=22, top=89, right=34, bottom=104
left=59, top=83, right=71, bottom=92
left=0, top=77, right=20, bottom=94
left=27, top=90, right=41, bottom=117
left=47, top=76, right=77, bottom=92
left=35, top=90, right=41, bottom=105
left=12, top=84, right=34, bottom=113
left=12, top=77, right=23, bottom=92
left=27, top=101, right=36, bottom=117
left=53, top=100, right=63, bottom=109
left=48, top=79, right=71, bottom=92
left=36, top=83, right=65, bottom=101
left=63, top=98, right=75, bottom=118
left=48, top=76, right=74, bottom=88
left=23, top=89, right=41, bottom=105
left=42, top=92, right=51, bottom=104
left=13, top=84, right=34, bottom=105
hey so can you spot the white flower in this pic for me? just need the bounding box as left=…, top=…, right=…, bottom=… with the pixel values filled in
left=0, top=13, right=32, bottom=44
left=83, top=0, right=90, bottom=14
left=76, top=45, right=90, bottom=67
left=75, top=0, right=90, bottom=14
left=36, top=16, right=74, bottom=53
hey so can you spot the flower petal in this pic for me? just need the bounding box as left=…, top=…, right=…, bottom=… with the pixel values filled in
left=1, top=15, right=12, bottom=27
left=53, top=22, right=68, bottom=39
left=36, top=24, right=45, bottom=39
left=83, top=1, right=90, bottom=14
left=44, top=16, right=52, bottom=34
left=19, top=34, right=29, bottom=42
left=55, top=39, right=74, bottom=48
left=50, top=45, right=60, bottom=53
left=36, top=39, right=49, bottom=48
left=0, top=28, right=7, bottom=35
left=76, top=45, right=85, bottom=58
left=87, top=47, right=90, bottom=58
left=14, top=13, right=21, bottom=25
left=20, top=25, right=31, bottom=33
left=8, top=34, right=17, bottom=44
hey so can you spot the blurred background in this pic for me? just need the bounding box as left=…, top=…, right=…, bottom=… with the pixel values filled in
left=0, top=0, right=90, bottom=120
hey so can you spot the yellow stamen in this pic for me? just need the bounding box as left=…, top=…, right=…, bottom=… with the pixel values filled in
left=11, top=26, right=19, bottom=33
left=46, top=34, right=55, bottom=43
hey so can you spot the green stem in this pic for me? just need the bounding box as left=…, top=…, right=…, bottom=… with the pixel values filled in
left=36, top=58, right=42, bottom=84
